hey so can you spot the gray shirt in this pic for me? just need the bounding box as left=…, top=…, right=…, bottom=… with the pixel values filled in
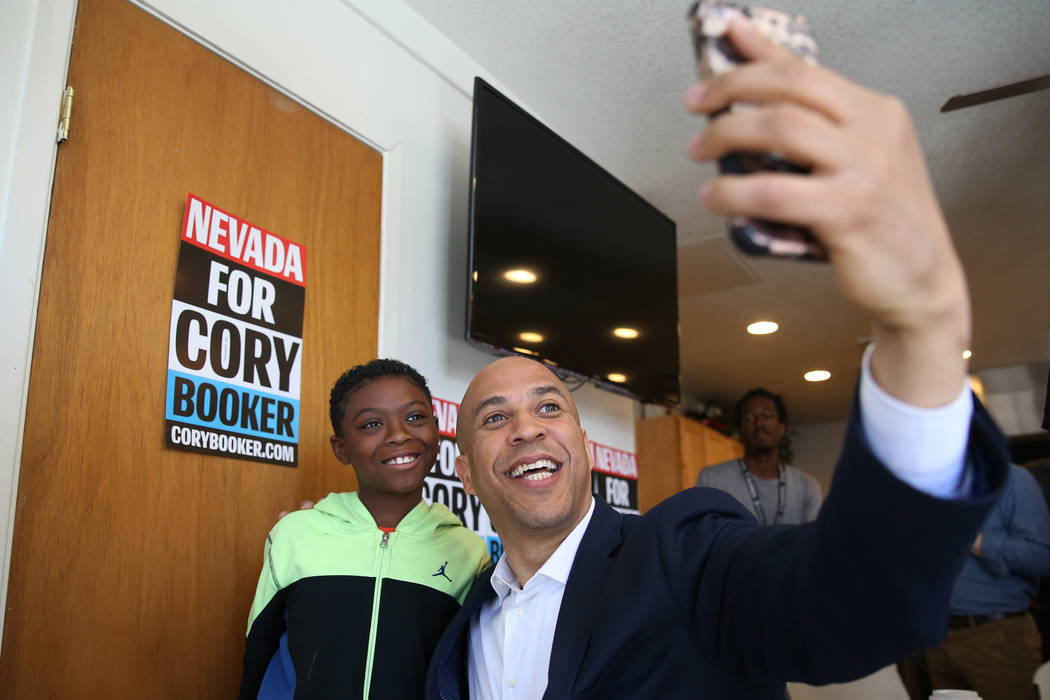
left=695, top=458, right=823, bottom=525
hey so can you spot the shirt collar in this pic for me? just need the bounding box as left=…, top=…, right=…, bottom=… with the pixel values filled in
left=489, top=497, right=597, bottom=600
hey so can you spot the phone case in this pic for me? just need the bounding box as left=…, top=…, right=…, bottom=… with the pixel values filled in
left=688, top=0, right=828, bottom=262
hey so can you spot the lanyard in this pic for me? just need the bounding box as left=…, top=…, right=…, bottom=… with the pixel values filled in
left=737, top=459, right=786, bottom=526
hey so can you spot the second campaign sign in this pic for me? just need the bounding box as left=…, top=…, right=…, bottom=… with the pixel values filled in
left=165, top=194, right=306, bottom=466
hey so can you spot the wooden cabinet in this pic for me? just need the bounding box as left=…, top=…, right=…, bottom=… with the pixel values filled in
left=634, top=414, right=744, bottom=512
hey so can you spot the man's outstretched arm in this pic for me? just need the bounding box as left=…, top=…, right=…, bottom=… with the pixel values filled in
left=686, top=16, right=975, bottom=497
left=675, top=16, right=1008, bottom=686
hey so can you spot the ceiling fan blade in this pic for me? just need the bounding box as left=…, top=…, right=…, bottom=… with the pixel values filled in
left=940, top=74, right=1050, bottom=112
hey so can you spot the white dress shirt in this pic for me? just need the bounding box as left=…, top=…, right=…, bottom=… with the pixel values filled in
left=467, top=498, right=596, bottom=700
left=858, top=344, right=973, bottom=498
left=465, top=345, right=973, bottom=699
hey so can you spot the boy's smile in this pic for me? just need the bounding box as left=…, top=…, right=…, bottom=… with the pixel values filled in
left=382, top=453, right=424, bottom=468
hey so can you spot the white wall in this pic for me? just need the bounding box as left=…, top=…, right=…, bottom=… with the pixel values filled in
left=0, top=0, right=637, bottom=648
left=790, top=419, right=849, bottom=495
left=985, top=389, right=1046, bottom=436
left=0, top=0, right=78, bottom=655
left=978, top=360, right=1049, bottom=436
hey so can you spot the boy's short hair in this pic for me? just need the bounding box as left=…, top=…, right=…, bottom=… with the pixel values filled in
left=329, top=359, right=433, bottom=436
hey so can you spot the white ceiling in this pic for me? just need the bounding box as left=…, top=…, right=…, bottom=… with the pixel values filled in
left=407, top=0, right=1050, bottom=424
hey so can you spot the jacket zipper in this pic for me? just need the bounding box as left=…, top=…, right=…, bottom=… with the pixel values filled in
left=362, top=530, right=390, bottom=699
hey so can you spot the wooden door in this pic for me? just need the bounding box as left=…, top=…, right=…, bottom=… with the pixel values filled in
left=635, top=414, right=684, bottom=513
left=0, top=0, right=382, bottom=695
left=680, top=418, right=710, bottom=488
left=684, top=419, right=744, bottom=484
left=705, top=430, right=731, bottom=466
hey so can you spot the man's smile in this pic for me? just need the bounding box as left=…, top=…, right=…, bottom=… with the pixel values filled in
left=506, top=457, right=563, bottom=481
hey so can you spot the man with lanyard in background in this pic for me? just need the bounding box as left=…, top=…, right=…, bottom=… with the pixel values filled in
left=696, top=388, right=822, bottom=525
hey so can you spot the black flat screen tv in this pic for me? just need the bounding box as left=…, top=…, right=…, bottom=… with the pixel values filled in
left=466, top=77, right=680, bottom=405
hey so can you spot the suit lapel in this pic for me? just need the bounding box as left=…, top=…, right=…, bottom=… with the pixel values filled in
left=544, top=498, right=625, bottom=697
left=434, top=563, right=497, bottom=699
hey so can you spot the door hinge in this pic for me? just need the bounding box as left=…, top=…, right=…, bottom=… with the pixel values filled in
left=56, top=86, right=74, bottom=143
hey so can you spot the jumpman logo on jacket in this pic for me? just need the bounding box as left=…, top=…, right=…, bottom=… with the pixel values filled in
left=433, top=561, right=452, bottom=583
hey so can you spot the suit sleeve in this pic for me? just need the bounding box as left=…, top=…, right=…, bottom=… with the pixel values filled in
left=653, top=392, right=1009, bottom=686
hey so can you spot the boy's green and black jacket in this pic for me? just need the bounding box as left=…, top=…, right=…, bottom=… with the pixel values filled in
left=238, top=492, right=491, bottom=700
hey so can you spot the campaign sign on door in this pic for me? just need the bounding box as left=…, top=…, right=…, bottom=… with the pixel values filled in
left=165, top=194, right=306, bottom=466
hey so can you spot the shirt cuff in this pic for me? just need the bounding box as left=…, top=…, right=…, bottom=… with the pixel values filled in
left=858, top=344, right=972, bottom=499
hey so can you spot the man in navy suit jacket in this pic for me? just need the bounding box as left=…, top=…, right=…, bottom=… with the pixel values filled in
left=427, top=18, right=1008, bottom=700
left=429, top=360, right=1004, bottom=698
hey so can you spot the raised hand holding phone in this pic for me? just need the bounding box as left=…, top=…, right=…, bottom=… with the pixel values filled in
left=685, top=11, right=971, bottom=409
left=688, top=0, right=827, bottom=261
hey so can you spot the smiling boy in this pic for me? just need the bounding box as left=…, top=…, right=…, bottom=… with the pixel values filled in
left=238, top=359, right=490, bottom=700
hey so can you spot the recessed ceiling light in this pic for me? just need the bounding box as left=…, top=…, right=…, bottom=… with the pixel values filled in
left=747, top=321, right=779, bottom=335
left=613, top=327, right=639, bottom=339
left=512, top=347, right=538, bottom=357
left=504, top=269, right=537, bottom=284
left=607, top=373, right=627, bottom=383
left=472, top=270, right=478, bottom=282
left=962, top=349, right=972, bottom=360
left=804, top=370, right=831, bottom=382
left=518, top=331, right=544, bottom=343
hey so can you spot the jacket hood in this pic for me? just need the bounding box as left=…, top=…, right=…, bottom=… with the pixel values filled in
left=312, top=491, right=466, bottom=533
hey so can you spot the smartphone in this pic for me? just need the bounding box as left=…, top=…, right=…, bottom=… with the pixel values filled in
left=688, top=0, right=828, bottom=262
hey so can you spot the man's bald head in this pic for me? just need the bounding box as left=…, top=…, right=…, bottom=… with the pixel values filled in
left=456, top=356, right=580, bottom=452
